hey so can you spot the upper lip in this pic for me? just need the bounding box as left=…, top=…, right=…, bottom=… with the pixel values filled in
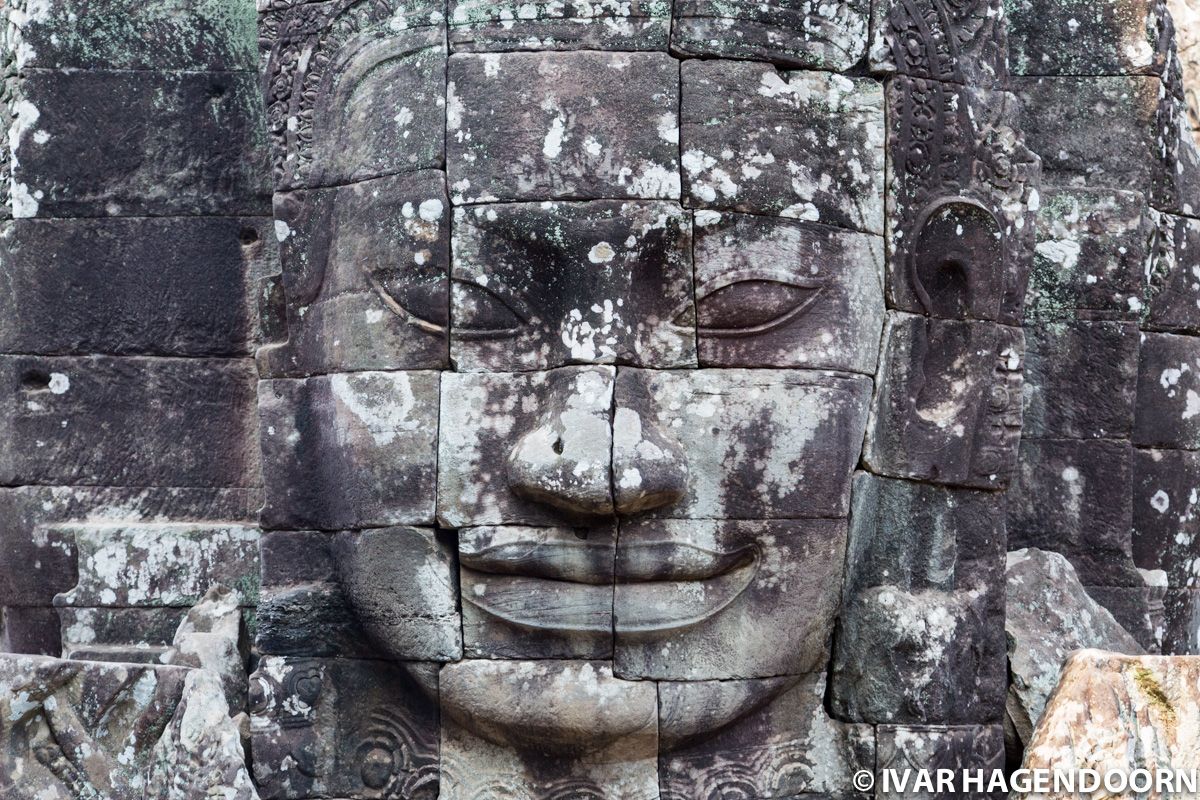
left=458, top=536, right=757, bottom=584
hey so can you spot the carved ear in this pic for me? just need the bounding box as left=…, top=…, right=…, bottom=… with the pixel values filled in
left=909, top=198, right=1003, bottom=320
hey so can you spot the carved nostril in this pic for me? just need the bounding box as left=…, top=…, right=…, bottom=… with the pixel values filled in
left=611, top=406, right=689, bottom=516
left=506, top=421, right=614, bottom=517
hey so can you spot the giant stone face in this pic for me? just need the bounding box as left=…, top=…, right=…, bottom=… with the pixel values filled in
left=250, top=1, right=1032, bottom=797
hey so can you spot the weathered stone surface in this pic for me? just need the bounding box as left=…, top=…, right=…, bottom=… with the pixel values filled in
left=1173, top=0, right=1200, bottom=150
left=1085, top=584, right=1164, bottom=652
left=438, top=367, right=614, bottom=527
left=1164, top=588, right=1200, bottom=653
left=0, top=654, right=255, bottom=800
left=439, top=661, right=657, bottom=798
left=450, top=201, right=695, bottom=371
left=0, top=356, right=259, bottom=488
left=1021, top=321, right=1140, bottom=439
left=1025, top=189, right=1153, bottom=322
left=681, top=60, right=884, bottom=234
left=1014, top=76, right=1163, bottom=196
left=619, top=368, right=873, bottom=520
left=256, top=530, right=374, bottom=658
left=9, top=0, right=258, bottom=70
left=885, top=80, right=1040, bottom=326
left=831, top=474, right=1006, bottom=725
left=1007, top=438, right=1140, bottom=587
left=876, top=725, right=1005, bottom=797
left=8, top=69, right=269, bottom=218
left=58, top=606, right=187, bottom=662
left=0, top=217, right=269, bottom=357
left=259, top=370, right=440, bottom=530
left=334, top=527, right=462, bottom=661
left=1133, top=448, right=1200, bottom=592
left=1004, top=549, right=1145, bottom=749
left=659, top=673, right=875, bottom=800
left=1134, top=331, right=1200, bottom=449
left=670, top=0, right=869, bottom=70
left=259, top=171, right=449, bottom=377
left=1147, top=212, right=1200, bottom=333
left=692, top=211, right=884, bottom=373
left=53, top=523, right=259, bottom=608
left=1158, top=55, right=1200, bottom=218
left=1006, top=0, right=1172, bottom=76
left=459, top=525, right=615, bottom=660
left=0, top=486, right=260, bottom=614
left=163, top=585, right=250, bottom=714
left=1, top=606, right=60, bottom=656
left=250, top=657, right=439, bottom=799
left=614, top=518, right=846, bottom=680
left=261, top=21, right=445, bottom=190
left=864, top=313, right=1025, bottom=489
left=870, top=0, right=1007, bottom=87
left=448, top=0, right=668, bottom=51
left=1015, top=650, right=1200, bottom=794
left=447, top=51, right=679, bottom=203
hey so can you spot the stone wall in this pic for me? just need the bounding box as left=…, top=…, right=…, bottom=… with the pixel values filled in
left=0, top=0, right=269, bottom=657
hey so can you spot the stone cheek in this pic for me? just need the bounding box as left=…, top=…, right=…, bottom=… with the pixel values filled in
left=333, top=527, right=463, bottom=662
left=446, top=51, right=680, bottom=203
left=618, top=368, right=873, bottom=520
left=614, top=518, right=848, bottom=680
left=259, top=370, right=441, bottom=531
left=692, top=211, right=885, bottom=373
left=681, top=60, right=885, bottom=234
left=450, top=201, right=696, bottom=371
left=261, top=171, right=450, bottom=378
left=864, top=314, right=1025, bottom=490
left=670, top=0, right=870, bottom=71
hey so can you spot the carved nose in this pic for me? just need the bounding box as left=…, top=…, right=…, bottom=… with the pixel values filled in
left=505, top=370, right=687, bottom=518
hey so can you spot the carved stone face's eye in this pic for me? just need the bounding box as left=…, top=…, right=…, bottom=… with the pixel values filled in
left=451, top=279, right=525, bottom=338
left=692, top=278, right=822, bottom=337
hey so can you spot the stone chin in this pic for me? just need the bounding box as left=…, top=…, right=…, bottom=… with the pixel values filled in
left=435, top=660, right=799, bottom=757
